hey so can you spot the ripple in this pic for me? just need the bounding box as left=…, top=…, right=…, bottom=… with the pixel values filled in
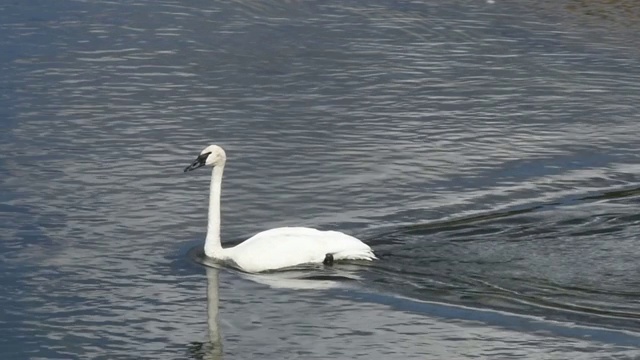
left=2, top=0, right=640, bottom=358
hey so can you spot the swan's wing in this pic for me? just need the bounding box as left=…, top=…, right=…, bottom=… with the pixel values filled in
left=228, top=227, right=375, bottom=272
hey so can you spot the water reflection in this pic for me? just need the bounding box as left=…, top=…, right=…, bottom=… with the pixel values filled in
left=188, top=266, right=223, bottom=360
left=187, top=255, right=365, bottom=360
left=3, top=0, right=640, bottom=357
left=206, top=266, right=224, bottom=360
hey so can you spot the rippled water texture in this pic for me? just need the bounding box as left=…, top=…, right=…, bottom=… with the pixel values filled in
left=2, top=0, right=640, bottom=358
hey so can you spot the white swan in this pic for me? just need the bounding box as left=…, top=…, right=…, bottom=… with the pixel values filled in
left=184, top=145, right=376, bottom=273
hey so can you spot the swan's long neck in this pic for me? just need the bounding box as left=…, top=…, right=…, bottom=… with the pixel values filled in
left=205, top=164, right=228, bottom=259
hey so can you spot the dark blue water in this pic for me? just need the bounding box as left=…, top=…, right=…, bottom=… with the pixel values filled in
left=2, top=1, right=640, bottom=358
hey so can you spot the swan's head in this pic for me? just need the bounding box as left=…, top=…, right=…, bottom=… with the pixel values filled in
left=184, top=145, right=227, bottom=172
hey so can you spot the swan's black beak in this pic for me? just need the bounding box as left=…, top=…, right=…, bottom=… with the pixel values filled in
left=184, top=152, right=210, bottom=172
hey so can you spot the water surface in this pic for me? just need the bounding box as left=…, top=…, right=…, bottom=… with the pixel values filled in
left=2, top=0, right=640, bottom=358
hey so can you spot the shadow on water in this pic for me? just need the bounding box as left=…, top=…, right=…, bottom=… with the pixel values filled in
left=183, top=185, right=640, bottom=344
left=337, top=289, right=640, bottom=348
left=363, top=185, right=640, bottom=335
left=183, top=181, right=640, bottom=348
left=185, top=237, right=640, bottom=353
left=579, top=185, right=640, bottom=202
left=377, top=185, right=640, bottom=242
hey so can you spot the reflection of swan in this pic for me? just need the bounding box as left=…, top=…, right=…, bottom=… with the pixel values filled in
left=205, top=266, right=223, bottom=360
left=188, top=264, right=224, bottom=360
left=196, top=262, right=352, bottom=360
left=184, top=145, right=376, bottom=273
left=244, top=268, right=361, bottom=290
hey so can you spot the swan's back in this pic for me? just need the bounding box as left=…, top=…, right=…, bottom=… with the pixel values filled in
left=226, top=227, right=375, bottom=273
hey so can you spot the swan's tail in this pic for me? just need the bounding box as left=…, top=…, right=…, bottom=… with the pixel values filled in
left=333, top=248, right=377, bottom=261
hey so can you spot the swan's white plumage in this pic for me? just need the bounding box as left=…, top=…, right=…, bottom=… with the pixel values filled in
left=225, top=227, right=376, bottom=273
left=185, top=145, right=376, bottom=273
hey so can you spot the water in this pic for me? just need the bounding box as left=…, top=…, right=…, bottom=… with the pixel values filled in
left=2, top=0, right=640, bottom=358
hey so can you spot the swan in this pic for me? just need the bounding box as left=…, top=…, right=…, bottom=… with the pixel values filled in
left=184, top=145, right=376, bottom=273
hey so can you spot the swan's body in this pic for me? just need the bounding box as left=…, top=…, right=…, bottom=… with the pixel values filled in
left=184, top=145, right=376, bottom=273
left=221, top=227, right=375, bottom=273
